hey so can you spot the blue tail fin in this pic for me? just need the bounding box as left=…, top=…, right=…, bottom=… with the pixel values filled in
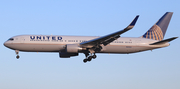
left=142, top=12, right=173, bottom=41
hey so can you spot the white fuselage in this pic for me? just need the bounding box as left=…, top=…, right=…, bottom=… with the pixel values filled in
left=4, top=35, right=169, bottom=54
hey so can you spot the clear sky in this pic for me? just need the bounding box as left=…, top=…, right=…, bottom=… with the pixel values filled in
left=0, top=0, right=179, bottom=89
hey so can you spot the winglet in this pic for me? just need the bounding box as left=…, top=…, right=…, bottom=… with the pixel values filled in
left=125, top=15, right=139, bottom=30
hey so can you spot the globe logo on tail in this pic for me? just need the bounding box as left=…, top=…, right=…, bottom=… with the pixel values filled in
left=142, top=25, right=163, bottom=41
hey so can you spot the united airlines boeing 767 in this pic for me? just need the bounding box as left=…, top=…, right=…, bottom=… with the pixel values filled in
left=4, top=12, right=178, bottom=63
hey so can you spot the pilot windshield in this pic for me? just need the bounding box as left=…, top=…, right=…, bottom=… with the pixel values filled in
left=8, top=38, right=14, bottom=41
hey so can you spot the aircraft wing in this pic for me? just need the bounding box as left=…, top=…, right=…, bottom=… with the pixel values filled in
left=80, top=15, right=139, bottom=48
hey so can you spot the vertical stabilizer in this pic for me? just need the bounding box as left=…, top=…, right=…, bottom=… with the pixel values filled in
left=142, top=12, right=173, bottom=41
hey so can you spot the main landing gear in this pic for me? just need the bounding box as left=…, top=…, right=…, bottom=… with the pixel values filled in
left=15, top=50, right=20, bottom=59
left=83, top=53, right=97, bottom=63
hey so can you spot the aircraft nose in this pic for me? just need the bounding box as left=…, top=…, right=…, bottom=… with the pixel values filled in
left=4, top=41, right=11, bottom=48
left=4, top=41, right=8, bottom=47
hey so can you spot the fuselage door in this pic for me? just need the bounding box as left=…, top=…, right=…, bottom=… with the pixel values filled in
left=20, top=37, right=25, bottom=43
left=135, top=39, right=142, bottom=52
left=135, top=39, right=141, bottom=46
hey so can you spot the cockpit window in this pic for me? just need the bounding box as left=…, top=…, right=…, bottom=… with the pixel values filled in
left=8, top=38, right=14, bottom=41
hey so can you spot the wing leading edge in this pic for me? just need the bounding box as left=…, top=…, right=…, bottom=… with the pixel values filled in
left=80, top=15, right=139, bottom=48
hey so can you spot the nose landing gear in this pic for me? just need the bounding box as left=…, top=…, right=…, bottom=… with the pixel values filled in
left=15, top=50, right=20, bottom=59
left=16, top=55, right=20, bottom=59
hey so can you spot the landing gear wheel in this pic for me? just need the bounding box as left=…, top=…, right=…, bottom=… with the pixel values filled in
left=83, top=52, right=97, bottom=63
left=83, top=59, right=88, bottom=63
left=16, top=55, right=20, bottom=59
left=15, top=50, right=20, bottom=59
left=92, top=55, right=97, bottom=59
left=87, top=56, right=92, bottom=61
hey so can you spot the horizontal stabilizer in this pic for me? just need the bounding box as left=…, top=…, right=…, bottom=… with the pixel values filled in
left=149, top=37, right=178, bottom=45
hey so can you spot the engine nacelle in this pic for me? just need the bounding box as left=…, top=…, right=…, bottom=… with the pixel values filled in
left=66, top=44, right=82, bottom=53
left=59, top=52, right=78, bottom=58
left=59, top=44, right=82, bottom=58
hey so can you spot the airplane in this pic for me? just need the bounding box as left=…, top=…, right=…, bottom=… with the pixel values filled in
left=4, top=12, right=178, bottom=63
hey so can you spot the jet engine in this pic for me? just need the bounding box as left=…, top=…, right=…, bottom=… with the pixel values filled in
left=59, top=44, right=83, bottom=58
left=59, top=52, right=78, bottom=58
